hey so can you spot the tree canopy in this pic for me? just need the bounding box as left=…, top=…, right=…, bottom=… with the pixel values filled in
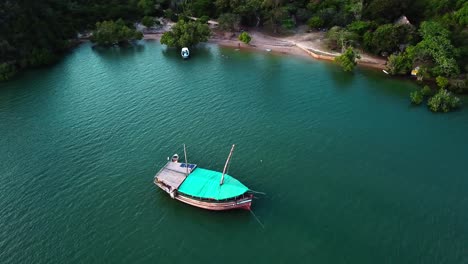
left=91, top=19, right=143, bottom=46
left=335, top=47, right=361, bottom=72
left=160, top=20, right=210, bottom=48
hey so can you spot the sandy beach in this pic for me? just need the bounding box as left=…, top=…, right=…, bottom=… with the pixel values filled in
left=144, top=28, right=387, bottom=70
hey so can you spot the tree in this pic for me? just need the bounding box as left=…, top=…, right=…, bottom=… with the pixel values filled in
left=262, top=1, right=289, bottom=33
left=413, top=21, right=459, bottom=77
left=421, top=85, right=432, bottom=96
left=0, top=63, right=17, bottom=81
left=326, top=27, right=358, bottom=52
left=160, top=20, right=210, bottom=48
left=238, top=32, right=252, bottom=44
left=218, top=13, right=241, bottom=32
left=386, top=52, right=412, bottom=75
left=198, top=15, right=210, bottom=24
left=335, top=47, right=361, bottom=72
left=436, top=76, right=449, bottom=89
left=454, top=2, right=468, bottom=26
left=138, top=0, right=156, bottom=15
left=410, top=90, right=424, bottom=104
left=91, top=19, right=143, bottom=46
left=427, top=89, right=461, bottom=112
left=142, top=16, right=155, bottom=27
left=365, top=24, right=399, bottom=54
left=307, top=16, right=324, bottom=29
left=346, top=20, right=375, bottom=36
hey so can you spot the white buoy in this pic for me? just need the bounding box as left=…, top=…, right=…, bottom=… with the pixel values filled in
left=181, top=47, right=190, bottom=59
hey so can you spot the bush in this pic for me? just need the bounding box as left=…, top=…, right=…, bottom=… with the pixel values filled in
left=387, top=53, right=412, bottom=75
left=0, top=63, right=17, bottom=81
left=160, top=20, right=210, bottom=48
left=449, top=79, right=467, bottom=93
left=218, top=13, right=240, bottom=32
left=282, top=18, right=295, bottom=30
left=164, top=9, right=178, bottom=22
left=307, top=16, right=324, bottom=29
left=27, top=48, right=56, bottom=67
left=421, top=85, right=432, bottom=96
left=436, top=76, right=449, bottom=89
left=346, top=21, right=376, bottom=36
left=142, top=16, right=155, bottom=27
left=238, top=32, right=252, bottom=44
left=427, top=89, right=461, bottom=112
left=199, top=16, right=210, bottom=24
left=410, top=90, right=424, bottom=104
left=334, top=47, right=360, bottom=72
left=326, top=26, right=358, bottom=51
left=91, top=19, right=143, bottom=46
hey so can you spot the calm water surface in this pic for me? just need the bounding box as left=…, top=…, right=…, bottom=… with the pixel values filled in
left=0, top=41, right=467, bottom=263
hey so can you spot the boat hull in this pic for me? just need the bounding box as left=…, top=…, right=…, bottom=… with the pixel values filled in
left=155, top=181, right=252, bottom=211
left=176, top=193, right=253, bottom=211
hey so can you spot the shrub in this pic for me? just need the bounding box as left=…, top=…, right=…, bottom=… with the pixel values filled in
left=199, top=16, right=210, bottom=24
left=334, top=47, right=360, bottom=72
left=307, top=16, right=324, bottom=29
left=427, top=89, right=461, bottom=112
left=421, top=85, right=432, bottom=96
left=164, top=9, right=178, bottom=22
left=91, top=19, right=143, bottom=46
left=160, top=20, right=210, bottom=48
left=218, top=13, right=240, bottom=32
left=142, top=16, right=155, bottom=27
left=436, top=76, right=449, bottom=89
left=387, top=53, right=412, bottom=75
left=0, top=63, right=17, bottom=81
left=410, top=90, right=424, bottom=104
left=238, top=32, right=252, bottom=44
left=282, top=18, right=295, bottom=30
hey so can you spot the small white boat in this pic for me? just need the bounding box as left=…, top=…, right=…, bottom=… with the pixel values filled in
left=181, top=47, right=189, bottom=59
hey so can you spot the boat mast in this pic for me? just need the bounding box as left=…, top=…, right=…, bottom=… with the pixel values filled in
left=220, top=144, right=235, bottom=185
left=183, top=144, right=188, bottom=175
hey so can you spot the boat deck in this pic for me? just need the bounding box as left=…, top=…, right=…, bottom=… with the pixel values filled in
left=154, top=162, right=197, bottom=191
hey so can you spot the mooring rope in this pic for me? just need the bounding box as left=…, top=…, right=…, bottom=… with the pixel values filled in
left=249, top=209, right=265, bottom=229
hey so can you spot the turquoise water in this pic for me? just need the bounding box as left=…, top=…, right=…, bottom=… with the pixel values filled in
left=0, top=41, right=467, bottom=263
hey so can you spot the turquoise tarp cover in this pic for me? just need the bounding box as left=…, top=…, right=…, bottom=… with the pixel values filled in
left=178, top=168, right=248, bottom=200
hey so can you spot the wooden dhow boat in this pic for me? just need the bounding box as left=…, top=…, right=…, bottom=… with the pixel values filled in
left=154, top=144, right=253, bottom=210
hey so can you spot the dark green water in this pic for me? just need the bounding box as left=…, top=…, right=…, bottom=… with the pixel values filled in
left=1, top=41, right=467, bottom=264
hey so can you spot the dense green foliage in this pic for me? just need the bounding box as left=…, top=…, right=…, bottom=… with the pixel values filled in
left=410, top=90, right=424, bottom=105
left=335, top=47, right=360, bottom=72
left=410, top=85, right=461, bottom=113
left=160, top=20, right=210, bottom=48
left=387, top=53, right=413, bottom=75
left=421, top=85, right=433, bottom=97
left=1, top=0, right=467, bottom=83
left=307, top=16, right=324, bottom=29
left=427, top=89, right=461, bottom=112
left=218, top=13, right=241, bottom=32
left=142, top=16, right=156, bottom=27
left=436, top=76, right=450, bottom=89
left=91, top=19, right=143, bottom=46
left=326, top=27, right=358, bottom=51
left=0, top=63, right=17, bottom=82
left=0, top=0, right=147, bottom=81
left=238, top=32, right=252, bottom=44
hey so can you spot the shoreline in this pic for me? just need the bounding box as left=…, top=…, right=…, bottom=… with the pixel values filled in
left=143, top=30, right=387, bottom=70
